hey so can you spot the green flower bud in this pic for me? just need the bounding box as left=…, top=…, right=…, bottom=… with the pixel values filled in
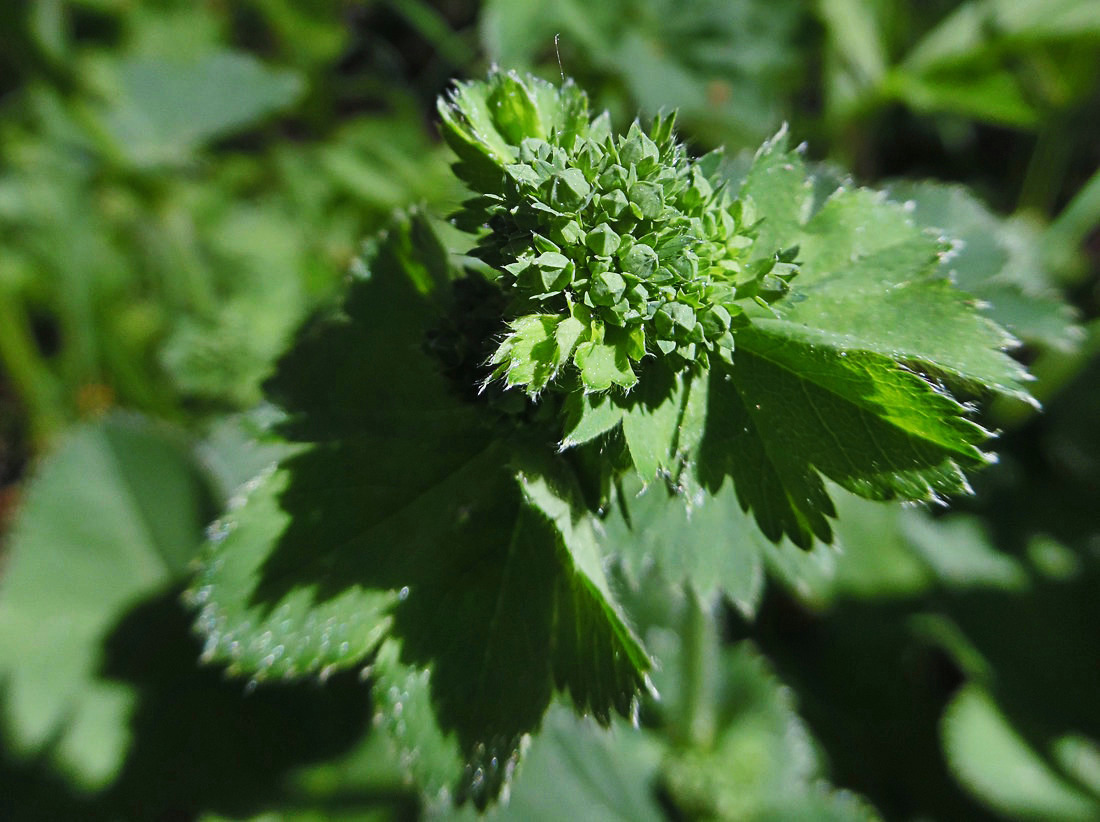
left=621, top=243, right=658, bottom=278
left=585, top=223, right=621, bottom=257
left=440, top=69, right=800, bottom=394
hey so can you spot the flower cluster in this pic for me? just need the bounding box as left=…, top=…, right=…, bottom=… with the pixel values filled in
left=439, top=70, right=797, bottom=395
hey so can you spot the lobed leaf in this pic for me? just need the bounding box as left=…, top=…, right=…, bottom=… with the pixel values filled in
left=603, top=477, right=768, bottom=614
left=189, top=213, right=649, bottom=807
left=695, top=321, right=991, bottom=547
left=442, top=87, right=1031, bottom=554
left=886, top=181, right=1084, bottom=355
left=740, top=134, right=1033, bottom=403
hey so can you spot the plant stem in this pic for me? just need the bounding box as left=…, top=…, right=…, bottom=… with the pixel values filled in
left=0, top=294, right=65, bottom=447
left=1046, top=166, right=1100, bottom=254
left=679, top=586, right=716, bottom=749
left=1018, top=122, right=1071, bottom=216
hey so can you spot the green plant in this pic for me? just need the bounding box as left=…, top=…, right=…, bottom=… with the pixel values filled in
left=2, top=4, right=1097, bottom=817
left=186, top=70, right=1033, bottom=808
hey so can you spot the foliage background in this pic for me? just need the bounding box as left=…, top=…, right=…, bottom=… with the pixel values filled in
left=0, top=1, right=1097, bottom=819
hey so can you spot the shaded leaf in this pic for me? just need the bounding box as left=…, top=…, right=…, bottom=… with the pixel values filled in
left=190, top=214, right=649, bottom=807
left=622, top=588, right=882, bottom=821
left=0, top=415, right=212, bottom=787
left=435, top=705, right=664, bottom=822
left=603, top=478, right=767, bottom=614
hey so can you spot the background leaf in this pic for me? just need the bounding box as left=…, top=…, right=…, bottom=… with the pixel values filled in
left=88, top=50, right=304, bottom=167
left=942, top=684, right=1100, bottom=820
left=887, top=181, right=1084, bottom=355
left=0, top=414, right=213, bottom=787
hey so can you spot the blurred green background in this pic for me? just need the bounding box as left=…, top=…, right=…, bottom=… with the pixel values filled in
left=0, top=1, right=1098, bottom=819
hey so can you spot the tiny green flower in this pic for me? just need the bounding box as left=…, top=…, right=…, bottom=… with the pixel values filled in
left=439, top=69, right=798, bottom=395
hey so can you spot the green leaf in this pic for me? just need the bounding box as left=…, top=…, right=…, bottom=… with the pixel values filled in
left=742, top=136, right=1030, bottom=404
left=438, top=706, right=665, bottom=822
left=561, top=390, right=625, bottom=447
left=738, top=124, right=812, bottom=257
left=490, top=313, right=579, bottom=395
left=942, top=685, right=1100, bottom=820
left=887, top=181, right=1083, bottom=354
left=190, top=214, right=649, bottom=807
left=604, top=478, right=767, bottom=614
left=696, top=322, right=992, bottom=548
left=88, top=50, right=303, bottom=167
left=438, top=70, right=588, bottom=194
left=889, top=68, right=1042, bottom=129
left=520, top=468, right=652, bottom=721
left=160, top=204, right=309, bottom=406
left=620, top=366, right=691, bottom=483
left=574, top=334, right=638, bottom=392
left=898, top=0, right=1100, bottom=128
left=0, top=415, right=212, bottom=787
left=782, top=187, right=1032, bottom=402
left=900, top=513, right=1029, bottom=591
left=818, top=0, right=888, bottom=88
left=619, top=587, right=882, bottom=821
left=661, top=641, right=878, bottom=820
left=696, top=137, right=1035, bottom=548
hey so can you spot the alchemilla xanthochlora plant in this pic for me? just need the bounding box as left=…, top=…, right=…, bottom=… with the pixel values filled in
left=189, top=71, right=1031, bottom=808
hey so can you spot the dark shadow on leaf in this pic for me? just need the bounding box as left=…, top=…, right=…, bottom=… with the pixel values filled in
left=742, top=559, right=1100, bottom=820
left=248, top=432, right=568, bottom=806
left=98, top=590, right=406, bottom=822
left=0, top=731, right=92, bottom=820
left=222, top=215, right=642, bottom=807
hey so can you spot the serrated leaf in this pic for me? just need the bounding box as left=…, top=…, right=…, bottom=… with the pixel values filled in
left=604, top=479, right=766, bottom=614
left=0, top=415, right=212, bottom=787
left=520, top=469, right=652, bottom=719
left=620, top=365, right=688, bottom=482
left=740, top=135, right=1033, bottom=403
left=491, top=314, right=570, bottom=394
left=438, top=70, right=589, bottom=194
left=196, top=442, right=645, bottom=807
left=739, top=126, right=812, bottom=257
left=437, top=705, right=665, bottom=822
left=190, top=214, right=649, bottom=807
left=561, top=390, right=626, bottom=447
left=661, top=639, right=878, bottom=821
left=696, top=321, right=991, bottom=548
left=619, top=587, right=882, bottom=821
left=574, top=335, right=638, bottom=392
left=887, top=181, right=1083, bottom=354
left=780, top=187, right=1032, bottom=401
